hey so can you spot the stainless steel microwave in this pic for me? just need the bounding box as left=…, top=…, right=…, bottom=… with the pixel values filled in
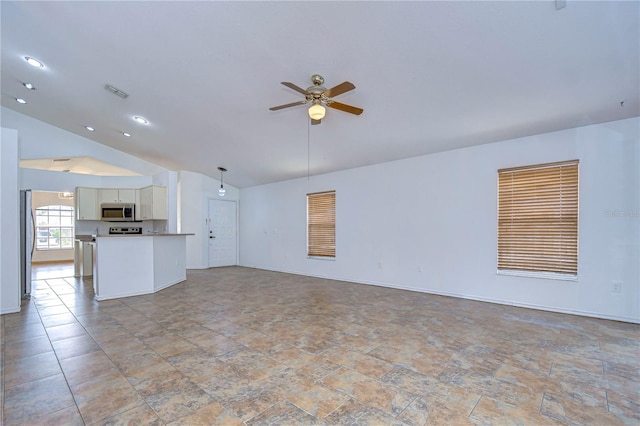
left=101, top=203, right=135, bottom=222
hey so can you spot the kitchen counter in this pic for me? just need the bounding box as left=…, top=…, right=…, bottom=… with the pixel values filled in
left=92, top=233, right=192, bottom=301
left=95, top=233, right=194, bottom=237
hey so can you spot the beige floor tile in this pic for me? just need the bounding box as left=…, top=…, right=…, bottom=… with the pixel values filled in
left=3, top=351, right=61, bottom=388
left=246, top=400, right=324, bottom=425
left=166, top=401, right=244, bottom=425
left=45, top=322, right=88, bottom=342
left=283, top=381, right=351, bottom=418
left=70, top=371, right=145, bottom=424
left=3, top=334, right=53, bottom=359
left=2, top=265, right=639, bottom=425
left=323, top=398, right=407, bottom=425
left=321, top=347, right=395, bottom=379
left=59, top=350, right=119, bottom=386
left=540, top=391, right=627, bottom=425
left=321, top=368, right=416, bottom=416
left=94, top=403, right=163, bottom=425
left=144, top=383, right=215, bottom=423
left=51, top=334, right=102, bottom=360
left=3, top=374, right=76, bottom=425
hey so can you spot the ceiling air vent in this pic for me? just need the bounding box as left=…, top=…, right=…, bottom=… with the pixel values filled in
left=104, top=84, right=129, bottom=99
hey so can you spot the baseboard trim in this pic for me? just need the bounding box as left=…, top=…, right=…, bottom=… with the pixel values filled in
left=0, top=306, right=21, bottom=315
left=240, top=265, right=640, bottom=324
left=32, top=260, right=74, bottom=265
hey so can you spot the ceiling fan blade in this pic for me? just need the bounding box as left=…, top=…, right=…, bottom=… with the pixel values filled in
left=324, top=81, right=355, bottom=98
left=311, top=119, right=321, bottom=125
left=269, top=100, right=306, bottom=111
left=327, top=101, right=363, bottom=115
left=281, top=82, right=308, bottom=95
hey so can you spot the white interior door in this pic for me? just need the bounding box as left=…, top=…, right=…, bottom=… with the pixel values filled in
left=208, top=199, right=237, bottom=267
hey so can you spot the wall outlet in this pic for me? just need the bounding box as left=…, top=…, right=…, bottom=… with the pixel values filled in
left=417, top=266, right=423, bottom=273
left=611, top=281, right=623, bottom=293
left=377, top=261, right=382, bottom=269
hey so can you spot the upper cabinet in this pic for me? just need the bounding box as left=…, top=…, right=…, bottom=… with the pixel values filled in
left=76, top=187, right=100, bottom=220
left=99, top=188, right=136, bottom=204
left=138, top=185, right=167, bottom=220
left=77, top=186, right=167, bottom=221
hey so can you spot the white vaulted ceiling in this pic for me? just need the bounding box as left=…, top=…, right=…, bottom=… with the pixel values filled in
left=1, top=1, right=638, bottom=188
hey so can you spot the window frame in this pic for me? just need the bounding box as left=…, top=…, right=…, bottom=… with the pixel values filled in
left=307, top=190, right=336, bottom=259
left=497, top=160, right=579, bottom=280
left=35, top=204, right=75, bottom=251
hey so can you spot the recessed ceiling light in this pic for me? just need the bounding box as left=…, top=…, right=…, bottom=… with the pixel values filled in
left=24, top=56, right=44, bottom=68
left=133, top=116, right=148, bottom=124
left=85, top=126, right=95, bottom=132
left=23, top=82, right=36, bottom=90
left=123, top=132, right=131, bottom=137
left=16, top=98, right=27, bottom=104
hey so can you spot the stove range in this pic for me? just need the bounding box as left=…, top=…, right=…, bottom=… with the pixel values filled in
left=108, top=226, right=142, bottom=235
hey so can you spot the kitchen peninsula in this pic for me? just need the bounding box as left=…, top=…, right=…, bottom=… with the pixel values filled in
left=92, top=232, right=192, bottom=301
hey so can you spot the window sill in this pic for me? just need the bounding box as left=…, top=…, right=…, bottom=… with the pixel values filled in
left=307, top=256, right=335, bottom=261
left=497, top=269, right=577, bottom=281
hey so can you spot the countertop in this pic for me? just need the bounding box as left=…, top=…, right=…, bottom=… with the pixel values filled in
left=95, top=233, right=194, bottom=237
left=75, top=233, right=193, bottom=241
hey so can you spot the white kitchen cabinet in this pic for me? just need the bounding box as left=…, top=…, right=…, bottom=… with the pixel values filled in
left=76, top=187, right=99, bottom=220
left=99, top=188, right=136, bottom=204
left=139, top=186, right=167, bottom=220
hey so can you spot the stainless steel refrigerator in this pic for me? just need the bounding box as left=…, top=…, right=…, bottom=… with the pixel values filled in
left=20, top=189, right=34, bottom=298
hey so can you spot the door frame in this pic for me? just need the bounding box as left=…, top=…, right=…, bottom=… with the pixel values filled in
left=206, top=198, right=239, bottom=267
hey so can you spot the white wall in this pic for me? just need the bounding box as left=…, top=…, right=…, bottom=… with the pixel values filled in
left=179, top=170, right=239, bottom=269
left=240, top=118, right=640, bottom=323
left=1, top=128, right=20, bottom=314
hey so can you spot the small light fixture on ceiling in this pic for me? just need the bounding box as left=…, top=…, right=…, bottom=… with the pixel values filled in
left=218, top=167, right=227, bottom=197
left=85, top=126, right=95, bottom=132
left=58, top=192, right=74, bottom=200
left=308, top=102, right=325, bottom=120
left=133, top=116, right=148, bottom=124
left=23, top=82, right=36, bottom=90
left=24, top=56, right=44, bottom=68
left=104, top=84, right=129, bottom=99
left=123, top=132, right=131, bottom=137
left=16, top=98, right=27, bottom=104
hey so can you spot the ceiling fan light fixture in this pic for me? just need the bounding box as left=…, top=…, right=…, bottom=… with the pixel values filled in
left=308, top=103, right=325, bottom=120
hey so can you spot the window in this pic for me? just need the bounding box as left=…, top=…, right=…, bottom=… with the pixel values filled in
left=35, top=205, right=75, bottom=250
left=497, top=160, right=578, bottom=276
left=307, top=191, right=335, bottom=258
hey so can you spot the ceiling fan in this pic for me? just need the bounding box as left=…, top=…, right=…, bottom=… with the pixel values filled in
left=269, top=74, right=363, bottom=125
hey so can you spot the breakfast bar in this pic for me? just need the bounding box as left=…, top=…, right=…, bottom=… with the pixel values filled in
left=92, top=233, right=192, bottom=301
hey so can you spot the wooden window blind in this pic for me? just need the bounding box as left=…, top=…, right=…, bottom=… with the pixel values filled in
left=498, top=160, right=579, bottom=275
left=307, top=191, right=335, bottom=258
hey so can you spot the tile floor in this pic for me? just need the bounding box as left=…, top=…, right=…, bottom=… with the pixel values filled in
left=1, top=264, right=638, bottom=425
